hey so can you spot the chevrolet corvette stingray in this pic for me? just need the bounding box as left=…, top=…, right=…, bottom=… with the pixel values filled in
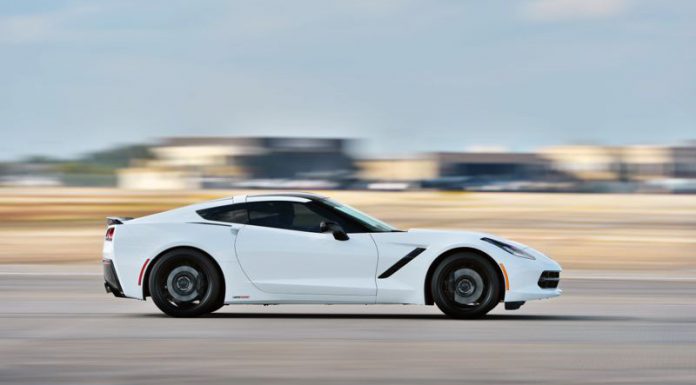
left=103, top=192, right=561, bottom=318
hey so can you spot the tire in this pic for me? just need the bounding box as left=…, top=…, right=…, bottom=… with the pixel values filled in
left=430, top=252, right=501, bottom=319
left=148, top=249, right=224, bottom=317
left=209, top=302, right=225, bottom=314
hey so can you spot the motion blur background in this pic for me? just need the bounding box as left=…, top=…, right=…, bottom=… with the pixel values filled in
left=1, top=0, right=695, bottom=267
left=1, top=1, right=695, bottom=384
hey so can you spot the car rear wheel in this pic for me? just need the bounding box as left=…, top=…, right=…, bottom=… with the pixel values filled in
left=148, top=249, right=224, bottom=317
left=431, top=252, right=501, bottom=319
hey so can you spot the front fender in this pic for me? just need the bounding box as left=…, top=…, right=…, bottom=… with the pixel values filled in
left=373, top=236, right=555, bottom=305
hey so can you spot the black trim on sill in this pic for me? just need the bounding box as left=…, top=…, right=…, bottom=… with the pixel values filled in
left=378, top=247, right=426, bottom=279
left=187, top=222, right=233, bottom=227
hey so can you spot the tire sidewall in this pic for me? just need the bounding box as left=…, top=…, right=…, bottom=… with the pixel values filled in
left=431, top=252, right=501, bottom=319
left=148, top=249, right=223, bottom=317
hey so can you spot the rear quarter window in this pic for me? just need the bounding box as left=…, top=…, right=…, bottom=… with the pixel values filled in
left=197, top=204, right=248, bottom=224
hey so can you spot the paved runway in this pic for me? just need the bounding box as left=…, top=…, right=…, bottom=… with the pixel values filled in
left=0, top=271, right=694, bottom=384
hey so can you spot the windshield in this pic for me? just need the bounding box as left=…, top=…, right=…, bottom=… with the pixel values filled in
left=322, top=199, right=399, bottom=233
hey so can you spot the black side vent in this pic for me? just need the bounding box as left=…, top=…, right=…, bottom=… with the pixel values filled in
left=538, top=271, right=560, bottom=289
left=378, top=247, right=426, bottom=279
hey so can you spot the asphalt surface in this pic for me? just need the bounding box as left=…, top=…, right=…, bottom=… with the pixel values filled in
left=0, top=271, right=694, bottom=385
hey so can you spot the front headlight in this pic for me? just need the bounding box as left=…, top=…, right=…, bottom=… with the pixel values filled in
left=481, top=237, right=536, bottom=260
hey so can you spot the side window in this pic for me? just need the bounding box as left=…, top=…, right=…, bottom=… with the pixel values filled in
left=245, top=201, right=364, bottom=233
left=197, top=204, right=248, bottom=224
left=304, top=202, right=366, bottom=233
left=290, top=203, right=329, bottom=232
left=247, top=201, right=294, bottom=229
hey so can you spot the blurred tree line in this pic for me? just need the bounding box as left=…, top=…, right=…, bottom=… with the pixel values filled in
left=2, top=145, right=154, bottom=187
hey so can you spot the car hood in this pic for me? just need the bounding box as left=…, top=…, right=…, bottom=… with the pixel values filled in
left=389, top=228, right=559, bottom=266
left=403, top=228, right=530, bottom=249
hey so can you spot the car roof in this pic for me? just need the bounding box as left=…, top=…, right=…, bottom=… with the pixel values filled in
left=132, top=192, right=330, bottom=224
left=246, top=192, right=327, bottom=201
left=198, top=192, right=326, bottom=208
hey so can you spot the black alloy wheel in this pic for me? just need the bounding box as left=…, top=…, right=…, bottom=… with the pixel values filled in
left=148, top=249, right=224, bottom=317
left=431, top=252, right=502, bottom=319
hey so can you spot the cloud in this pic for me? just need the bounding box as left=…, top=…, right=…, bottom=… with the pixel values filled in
left=521, top=0, right=630, bottom=22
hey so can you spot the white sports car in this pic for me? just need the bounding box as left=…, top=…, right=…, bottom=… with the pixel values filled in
left=103, top=192, right=561, bottom=318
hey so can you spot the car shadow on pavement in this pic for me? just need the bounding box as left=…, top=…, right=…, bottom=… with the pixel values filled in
left=140, top=313, right=636, bottom=322
left=482, top=314, right=636, bottom=321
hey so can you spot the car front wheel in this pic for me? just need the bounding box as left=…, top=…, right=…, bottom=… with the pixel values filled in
left=431, top=252, right=501, bottom=319
left=148, top=249, right=224, bottom=317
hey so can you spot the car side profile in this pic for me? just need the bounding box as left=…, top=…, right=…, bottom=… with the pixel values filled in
left=103, top=192, right=561, bottom=318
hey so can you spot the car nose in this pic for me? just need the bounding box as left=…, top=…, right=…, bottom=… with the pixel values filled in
left=524, top=247, right=563, bottom=271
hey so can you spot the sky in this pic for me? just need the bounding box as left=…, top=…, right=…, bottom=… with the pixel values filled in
left=0, top=0, right=694, bottom=161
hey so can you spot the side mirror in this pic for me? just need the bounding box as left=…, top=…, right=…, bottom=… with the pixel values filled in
left=320, top=221, right=349, bottom=241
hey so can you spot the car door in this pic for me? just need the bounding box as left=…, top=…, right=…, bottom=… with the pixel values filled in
left=234, top=198, right=379, bottom=297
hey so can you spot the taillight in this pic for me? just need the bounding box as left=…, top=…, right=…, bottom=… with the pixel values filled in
left=105, top=227, right=115, bottom=241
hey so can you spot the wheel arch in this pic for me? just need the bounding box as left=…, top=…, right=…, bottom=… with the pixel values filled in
left=423, top=247, right=506, bottom=305
left=142, top=246, right=226, bottom=299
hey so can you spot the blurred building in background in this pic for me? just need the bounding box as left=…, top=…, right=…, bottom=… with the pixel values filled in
left=418, top=152, right=562, bottom=191
left=115, top=138, right=696, bottom=192
left=434, top=152, right=550, bottom=178
left=118, top=137, right=356, bottom=190
left=669, top=142, right=696, bottom=178
left=541, top=143, right=696, bottom=181
left=357, top=157, right=438, bottom=189
left=2, top=136, right=696, bottom=193
left=540, top=145, right=622, bottom=181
